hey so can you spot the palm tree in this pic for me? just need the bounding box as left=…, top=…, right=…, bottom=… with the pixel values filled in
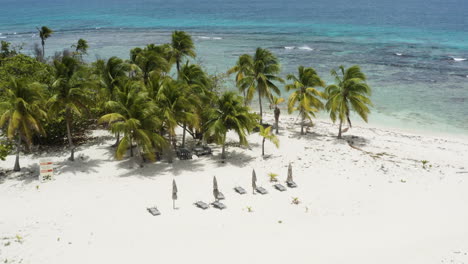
left=0, top=78, right=47, bottom=171
left=227, top=54, right=254, bottom=104
left=286, top=66, right=325, bottom=135
left=205, top=92, right=257, bottom=160
left=132, top=47, right=169, bottom=85
left=171, top=31, right=196, bottom=77
left=72, top=39, right=89, bottom=59
left=269, top=96, right=284, bottom=134
left=258, top=125, right=279, bottom=156
left=325, top=65, right=372, bottom=138
left=235, top=48, right=284, bottom=124
left=99, top=82, right=166, bottom=161
left=48, top=56, right=90, bottom=161
left=153, top=78, right=199, bottom=151
left=36, top=26, right=53, bottom=59
left=179, top=62, right=211, bottom=146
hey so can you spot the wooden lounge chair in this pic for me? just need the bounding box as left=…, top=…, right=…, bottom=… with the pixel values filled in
left=194, top=201, right=209, bottom=209
left=255, top=187, right=268, bottom=194
left=286, top=180, right=298, bottom=188
left=212, top=201, right=226, bottom=210
left=273, top=184, right=287, bottom=192
left=147, top=207, right=161, bottom=216
left=234, top=186, right=246, bottom=194
left=217, top=192, right=225, bottom=200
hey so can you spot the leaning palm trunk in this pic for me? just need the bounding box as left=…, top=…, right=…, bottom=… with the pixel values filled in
left=13, top=134, right=21, bottom=171
left=300, top=114, right=305, bottom=135
left=182, top=122, right=186, bottom=147
left=262, top=137, right=265, bottom=156
left=338, top=119, right=343, bottom=139
left=274, top=107, right=280, bottom=134
left=113, top=132, right=120, bottom=147
left=65, top=110, right=75, bottom=161
left=258, top=90, right=263, bottom=125
left=221, top=134, right=226, bottom=160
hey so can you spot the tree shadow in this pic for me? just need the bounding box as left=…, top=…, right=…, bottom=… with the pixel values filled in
left=54, top=155, right=102, bottom=175
left=342, top=135, right=370, bottom=148
left=0, top=163, right=40, bottom=185
left=117, top=156, right=207, bottom=178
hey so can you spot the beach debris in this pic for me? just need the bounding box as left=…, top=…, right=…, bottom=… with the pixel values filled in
left=194, top=201, right=209, bottom=210
left=273, top=184, right=287, bottom=192
left=246, top=206, right=253, bottom=212
left=421, top=160, right=431, bottom=170
left=147, top=207, right=161, bottom=216
left=234, top=186, right=246, bottom=194
left=172, top=179, right=178, bottom=209
left=212, top=201, right=226, bottom=210
left=286, top=163, right=297, bottom=188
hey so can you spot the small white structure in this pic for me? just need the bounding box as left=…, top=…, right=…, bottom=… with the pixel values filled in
left=39, top=160, right=54, bottom=182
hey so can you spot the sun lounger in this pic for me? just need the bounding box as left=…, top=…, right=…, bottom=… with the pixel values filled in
left=234, top=186, right=246, bottom=194
left=217, top=192, right=225, bottom=200
left=194, top=201, right=209, bottom=209
left=273, top=184, right=287, bottom=192
left=255, top=187, right=268, bottom=194
left=286, top=180, right=298, bottom=188
left=147, top=207, right=161, bottom=216
left=212, top=201, right=226, bottom=210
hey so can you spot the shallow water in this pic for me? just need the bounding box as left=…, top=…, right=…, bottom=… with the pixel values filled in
left=1, top=0, right=467, bottom=135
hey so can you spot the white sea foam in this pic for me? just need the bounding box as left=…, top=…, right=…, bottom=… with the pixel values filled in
left=395, top=53, right=403, bottom=56
left=284, top=46, right=295, bottom=50
left=451, top=57, right=467, bottom=62
left=199, top=36, right=223, bottom=40
left=212, top=37, right=223, bottom=40
left=298, top=45, right=313, bottom=51
left=0, top=37, right=6, bottom=39
left=199, top=36, right=211, bottom=39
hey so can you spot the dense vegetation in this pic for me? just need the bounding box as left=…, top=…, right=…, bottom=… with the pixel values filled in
left=0, top=27, right=372, bottom=171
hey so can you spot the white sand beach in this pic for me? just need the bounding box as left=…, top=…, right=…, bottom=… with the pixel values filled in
left=1, top=114, right=468, bottom=264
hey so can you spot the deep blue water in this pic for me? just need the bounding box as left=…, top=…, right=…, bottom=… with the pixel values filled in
left=1, top=0, right=468, bottom=134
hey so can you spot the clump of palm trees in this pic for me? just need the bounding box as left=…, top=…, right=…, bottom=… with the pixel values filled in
left=229, top=51, right=373, bottom=138
left=0, top=28, right=373, bottom=172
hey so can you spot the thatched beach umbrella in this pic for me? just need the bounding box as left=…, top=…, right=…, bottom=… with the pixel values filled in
left=213, top=176, right=220, bottom=202
left=252, top=169, right=257, bottom=194
left=172, top=179, right=178, bottom=209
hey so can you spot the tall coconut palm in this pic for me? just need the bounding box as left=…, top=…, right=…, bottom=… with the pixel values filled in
left=235, top=48, right=283, bottom=124
left=286, top=66, right=325, bottom=135
left=72, top=39, right=89, bottom=59
left=48, top=56, right=90, bottom=161
left=205, top=92, right=257, bottom=160
left=154, top=78, right=199, bottom=151
left=99, top=82, right=166, bottom=161
left=133, top=48, right=169, bottom=85
left=258, top=125, right=279, bottom=156
left=36, top=26, right=53, bottom=59
left=227, top=54, right=254, bottom=104
left=179, top=62, right=211, bottom=146
left=325, top=65, right=372, bottom=138
left=171, top=31, right=196, bottom=77
left=269, top=96, right=284, bottom=134
left=0, top=78, right=47, bottom=171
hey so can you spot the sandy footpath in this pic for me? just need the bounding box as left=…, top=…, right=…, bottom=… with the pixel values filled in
left=1, top=113, right=468, bottom=264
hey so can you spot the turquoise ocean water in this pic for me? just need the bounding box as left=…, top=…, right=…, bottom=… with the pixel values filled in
left=1, top=0, right=467, bottom=135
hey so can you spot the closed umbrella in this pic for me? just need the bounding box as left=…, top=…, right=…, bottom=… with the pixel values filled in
left=287, top=163, right=293, bottom=183
left=252, top=169, right=257, bottom=194
left=213, top=176, right=220, bottom=202
left=172, top=179, right=178, bottom=209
